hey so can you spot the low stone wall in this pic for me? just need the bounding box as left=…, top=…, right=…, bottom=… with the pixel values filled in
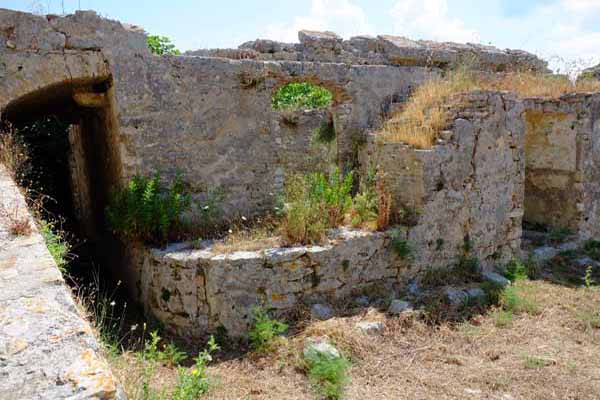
left=139, top=229, right=405, bottom=337
left=361, top=92, right=525, bottom=269
left=0, top=166, right=123, bottom=399
left=523, top=94, right=600, bottom=240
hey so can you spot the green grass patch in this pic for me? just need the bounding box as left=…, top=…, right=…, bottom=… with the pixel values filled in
left=272, top=82, right=333, bottom=110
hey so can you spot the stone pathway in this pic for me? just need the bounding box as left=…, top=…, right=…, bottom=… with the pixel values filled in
left=0, top=166, right=123, bottom=399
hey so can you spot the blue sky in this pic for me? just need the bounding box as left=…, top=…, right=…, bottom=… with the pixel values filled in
left=5, top=0, right=600, bottom=73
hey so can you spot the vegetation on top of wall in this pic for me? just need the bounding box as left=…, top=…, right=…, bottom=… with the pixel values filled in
left=106, top=172, right=191, bottom=244
left=272, top=82, right=333, bottom=110
left=281, top=167, right=353, bottom=245
left=147, top=35, right=181, bottom=56
left=380, top=68, right=600, bottom=149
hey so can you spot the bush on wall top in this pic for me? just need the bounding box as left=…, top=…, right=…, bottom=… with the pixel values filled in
left=147, top=35, right=181, bottom=56
left=272, top=82, right=333, bottom=110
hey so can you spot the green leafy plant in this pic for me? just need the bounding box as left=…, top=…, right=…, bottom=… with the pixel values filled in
left=248, top=307, right=288, bottom=353
left=159, top=342, right=188, bottom=367
left=504, top=259, right=529, bottom=282
left=147, top=35, right=181, bottom=55
left=304, top=350, right=351, bottom=400
left=193, top=187, right=224, bottom=238
left=106, top=172, right=191, bottom=244
left=39, top=219, right=71, bottom=272
left=313, top=118, right=336, bottom=145
left=282, top=168, right=353, bottom=244
left=390, top=229, right=412, bottom=260
left=350, top=165, right=378, bottom=228
left=272, top=82, right=333, bottom=110
left=171, top=336, right=219, bottom=400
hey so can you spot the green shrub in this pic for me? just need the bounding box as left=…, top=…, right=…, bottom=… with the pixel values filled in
left=313, top=119, right=337, bottom=145
left=282, top=168, right=353, bottom=244
left=171, top=336, right=219, bottom=400
left=390, top=231, right=412, bottom=260
left=106, top=172, right=191, bottom=244
left=159, top=342, right=188, bottom=367
left=272, top=82, right=333, bottom=110
left=248, top=307, right=288, bottom=353
left=147, top=35, right=181, bottom=55
left=39, top=219, right=71, bottom=272
left=305, top=350, right=351, bottom=400
left=350, top=165, right=378, bottom=228
left=504, top=259, right=529, bottom=282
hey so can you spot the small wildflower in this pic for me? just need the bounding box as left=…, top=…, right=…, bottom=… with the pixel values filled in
left=131, top=324, right=138, bottom=331
left=191, top=368, right=200, bottom=376
left=241, top=216, right=247, bottom=221
left=117, top=280, right=122, bottom=286
left=110, top=301, right=116, bottom=307
left=228, top=229, right=233, bottom=234
left=203, top=205, right=209, bottom=210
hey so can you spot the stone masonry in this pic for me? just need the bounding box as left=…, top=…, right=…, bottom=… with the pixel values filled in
left=2, top=7, right=600, bottom=357
left=0, top=166, right=124, bottom=399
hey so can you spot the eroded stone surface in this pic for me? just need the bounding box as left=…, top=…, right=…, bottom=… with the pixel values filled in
left=0, top=166, right=123, bottom=399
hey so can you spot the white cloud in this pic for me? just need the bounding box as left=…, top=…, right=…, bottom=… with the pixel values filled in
left=264, top=0, right=374, bottom=43
left=390, top=0, right=479, bottom=43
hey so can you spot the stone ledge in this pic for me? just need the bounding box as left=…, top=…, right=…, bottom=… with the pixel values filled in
left=0, top=165, right=124, bottom=399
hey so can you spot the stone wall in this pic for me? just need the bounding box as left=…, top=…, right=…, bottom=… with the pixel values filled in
left=362, top=92, right=525, bottom=270
left=139, top=228, right=405, bottom=338
left=0, top=166, right=123, bottom=399
left=0, top=9, right=440, bottom=219
left=522, top=94, right=600, bottom=240
left=190, top=30, right=548, bottom=73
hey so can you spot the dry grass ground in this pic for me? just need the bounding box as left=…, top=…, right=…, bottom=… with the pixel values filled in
left=203, top=281, right=600, bottom=400
left=380, top=70, right=600, bottom=149
left=109, top=278, right=600, bottom=400
left=203, top=282, right=599, bottom=400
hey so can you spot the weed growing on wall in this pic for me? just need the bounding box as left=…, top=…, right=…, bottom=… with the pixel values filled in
left=272, top=82, right=333, bottom=110
left=39, top=219, right=72, bottom=273
left=106, top=172, right=191, bottom=244
left=282, top=167, right=353, bottom=244
left=350, top=164, right=378, bottom=228
left=147, top=35, right=181, bottom=55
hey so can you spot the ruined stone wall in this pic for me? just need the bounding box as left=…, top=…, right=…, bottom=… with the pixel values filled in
left=190, top=30, right=548, bottom=73
left=523, top=94, right=600, bottom=240
left=362, top=92, right=525, bottom=270
left=138, top=229, right=404, bottom=338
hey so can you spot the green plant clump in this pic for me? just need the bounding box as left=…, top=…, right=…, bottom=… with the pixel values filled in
left=305, top=350, right=351, bottom=400
left=171, top=336, right=219, bottom=400
left=40, top=220, right=71, bottom=272
left=350, top=165, right=378, bottom=228
left=390, top=230, right=412, bottom=260
left=248, top=307, right=288, bottom=353
left=272, top=82, right=333, bottom=110
left=147, top=35, right=181, bottom=55
left=106, top=172, right=191, bottom=244
left=282, top=168, right=353, bottom=244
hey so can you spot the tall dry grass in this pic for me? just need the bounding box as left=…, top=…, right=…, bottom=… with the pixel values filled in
left=380, top=69, right=600, bottom=149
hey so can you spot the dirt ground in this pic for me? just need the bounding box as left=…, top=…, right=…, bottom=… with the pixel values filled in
left=203, top=280, right=600, bottom=400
